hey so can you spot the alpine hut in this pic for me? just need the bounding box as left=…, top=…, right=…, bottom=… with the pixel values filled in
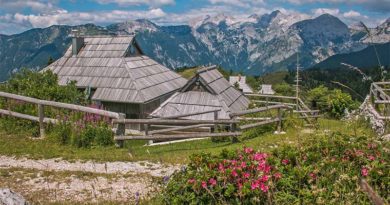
left=259, top=84, right=275, bottom=95
left=43, top=34, right=187, bottom=127
left=229, top=75, right=254, bottom=94
left=150, top=66, right=250, bottom=120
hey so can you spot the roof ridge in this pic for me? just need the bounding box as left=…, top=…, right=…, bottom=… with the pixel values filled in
left=121, top=59, right=143, bottom=101
left=196, top=65, right=217, bottom=74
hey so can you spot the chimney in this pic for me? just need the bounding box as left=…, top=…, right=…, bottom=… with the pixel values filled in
left=71, top=29, right=84, bottom=56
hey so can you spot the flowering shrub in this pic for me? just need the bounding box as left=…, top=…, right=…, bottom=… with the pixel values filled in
left=163, top=133, right=389, bottom=204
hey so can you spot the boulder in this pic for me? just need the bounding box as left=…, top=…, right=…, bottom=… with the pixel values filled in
left=0, top=189, right=29, bottom=205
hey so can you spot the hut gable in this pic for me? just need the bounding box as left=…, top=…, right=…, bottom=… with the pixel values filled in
left=150, top=66, right=250, bottom=120
left=44, top=35, right=187, bottom=104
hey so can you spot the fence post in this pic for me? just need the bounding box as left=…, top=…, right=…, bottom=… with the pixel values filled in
left=115, top=113, right=126, bottom=148
left=145, top=124, right=153, bottom=145
left=277, top=107, right=282, bottom=134
left=38, top=104, right=45, bottom=138
left=231, top=121, right=239, bottom=143
left=213, top=111, right=218, bottom=132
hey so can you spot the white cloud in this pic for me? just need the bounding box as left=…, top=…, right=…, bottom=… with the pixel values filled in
left=209, top=0, right=265, bottom=8
left=0, top=8, right=167, bottom=32
left=312, top=8, right=340, bottom=16
left=95, top=0, right=175, bottom=7
left=343, top=10, right=367, bottom=19
left=279, top=0, right=390, bottom=13
left=0, top=0, right=57, bottom=13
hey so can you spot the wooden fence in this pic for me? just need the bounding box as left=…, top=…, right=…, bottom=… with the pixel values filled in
left=112, top=104, right=293, bottom=147
left=369, top=82, right=390, bottom=120
left=0, top=91, right=306, bottom=147
left=0, top=91, right=124, bottom=137
left=246, top=94, right=320, bottom=122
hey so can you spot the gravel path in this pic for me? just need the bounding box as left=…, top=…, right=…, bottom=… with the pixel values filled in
left=0, top=155, right=180, bottom=203
left=0, top=155, right=179, bottom=177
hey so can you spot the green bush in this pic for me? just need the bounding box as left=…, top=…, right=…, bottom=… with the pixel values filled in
left=162, top=133, right=389, bottom=204
left=307, top=86, right=359, bottom=119
left=2, top=68, right=84, bottom=103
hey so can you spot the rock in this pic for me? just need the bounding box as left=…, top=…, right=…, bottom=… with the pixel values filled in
left=0, top=189, right=29, bottom=205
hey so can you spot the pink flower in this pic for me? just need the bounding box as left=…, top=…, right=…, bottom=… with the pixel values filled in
left=240, top=162, right=247, bottom=168
left=263, top=165, right=271, bottom=174
left=243, top=172, right=250, bottom=179
left=201, top=181, right=207, bottom=188
left=355, top=150, right=364, bottom=157
left=282, top=159, right=289, bottom=165
left=261, top=175, right=269, bottom=182
left=251, top=180, right=260, bottom=190
left=361, top=167, right=369, bottom=177
left=309, top=172, right=317, bottom=180
left=244, top=147, right=253, bottom=154
left=232, top=170, right=238, bottom=177
left=208, top=178, right=217, bottom=186
left=187, top=179, right=196, bottom=184
left=254, top=153, right=267, bottom=161
left=273, top=172, right=282, bottom=180
left=260, top=183, right=269, bottom=193
left=218, top=163, right=225, bottom=172
left=368, top=155, right=375, bottom=161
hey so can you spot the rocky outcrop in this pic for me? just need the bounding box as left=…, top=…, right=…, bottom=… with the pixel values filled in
left=359, top=96, right=386, bottom=136
left=0, top=189, right=29, bottom=205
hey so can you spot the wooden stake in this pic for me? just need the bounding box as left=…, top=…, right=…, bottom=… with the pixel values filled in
left=38, top=104, right=45, bottom=138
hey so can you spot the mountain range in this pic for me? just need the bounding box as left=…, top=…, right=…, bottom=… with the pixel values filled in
left=0, top=10, right=389, bottom=81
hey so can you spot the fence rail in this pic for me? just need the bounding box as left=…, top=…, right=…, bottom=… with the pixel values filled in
left=368, top=82, right=390, bottom=120
left=0, top=91, right=124, bottom=137
left=0, top=90, right=313, bottom=146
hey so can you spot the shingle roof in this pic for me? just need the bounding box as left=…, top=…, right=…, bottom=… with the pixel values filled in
left=229, top=76, right=254, bottom=93
left=150, top=66, right=250, bottom=120
left=259, top=84, right=275, bottom=95
left=44, top=36, right=187, bottom=103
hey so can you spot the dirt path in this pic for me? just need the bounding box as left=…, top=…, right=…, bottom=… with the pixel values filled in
left=0, top=155, right=179, bottom=177
left=0, top=155, right=180, bottom=204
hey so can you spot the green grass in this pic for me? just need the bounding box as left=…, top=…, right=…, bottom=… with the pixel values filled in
left=0, top=118, right=375, bottom=164
left=177, top=67, right=197, bottom=79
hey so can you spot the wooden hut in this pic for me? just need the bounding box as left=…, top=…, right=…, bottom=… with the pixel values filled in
left=229, top=75, right=254, bottom=94
left=150, top=66, right=250, bottom=120
left=259, top=84, right=275, bottom=95
left=44, top=35, right=187, bottom=127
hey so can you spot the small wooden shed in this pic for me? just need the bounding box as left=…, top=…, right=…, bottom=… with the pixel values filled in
left=229, top=75, right=254, bottom=94
left=150, top=66, right=250, bottom=120
left=44, top=35, right=187, bottom=126
left=259, top=84, right=275, bottom=95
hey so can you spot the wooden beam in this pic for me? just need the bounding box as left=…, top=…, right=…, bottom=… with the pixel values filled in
left=237, top=117, right=272, bottom=121
left=114, top=132, right=242, bottom=140
left=0, top=91, right=121, bottom=119
left=0, top=109, right=58, bottom=124
left=149, top=124, right=213, bottom=135
left=246, top=94, right=297, bottom=100
left=155, top=109, right=221, bottom=119
left=239, top=118, right=280, bottom=130
left=293, top=110, right=320, bottom=114
left=115, top=113, right=126, bottom=148
left=230, top=104, right=290, bottom=117
left=113, top=118, right=239, bottom=125
left=38, top=104, right=45, bottom=138
left=252, top=100, right=296, bottom=106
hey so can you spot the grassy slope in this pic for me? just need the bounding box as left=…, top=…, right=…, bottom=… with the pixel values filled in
left=0, top=119, right=375, bottom=164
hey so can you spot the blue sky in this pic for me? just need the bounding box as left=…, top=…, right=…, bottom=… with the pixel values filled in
left=0, top=0, right=389, bottom=35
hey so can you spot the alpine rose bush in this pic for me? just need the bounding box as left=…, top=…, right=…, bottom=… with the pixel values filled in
left=163, top=148, right=282, bottom=204
left=163, top=133, right=389, bottom=204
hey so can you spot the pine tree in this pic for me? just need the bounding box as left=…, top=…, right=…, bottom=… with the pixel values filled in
left=47, top=56, right=54, bottom=66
